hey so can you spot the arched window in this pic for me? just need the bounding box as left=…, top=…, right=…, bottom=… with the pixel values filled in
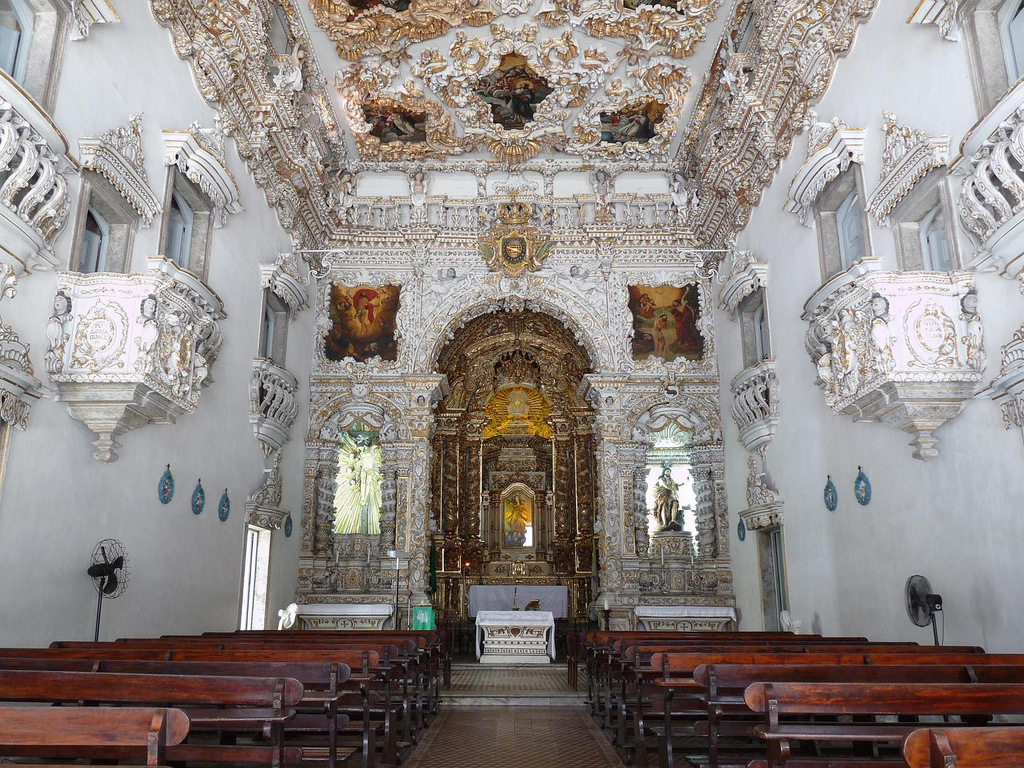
left=79, top=208, right=109, bottom=273
left=0, top=0, right=33, bottom=84
left=836, top=189, right=865, bottom=270
left=1000, top=0, right=1024, bottom=81
left=919, top=204, right=952, bottom=271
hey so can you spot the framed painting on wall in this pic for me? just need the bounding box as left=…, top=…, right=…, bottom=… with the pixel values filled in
left=628, top=284, right=704, bottom=363
left=324, top=284, right=400, bottom=362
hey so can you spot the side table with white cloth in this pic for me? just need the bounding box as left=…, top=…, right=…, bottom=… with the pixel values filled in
left=475, top=610, right=556, bottom=663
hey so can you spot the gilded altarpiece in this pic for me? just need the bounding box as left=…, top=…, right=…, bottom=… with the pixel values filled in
left=296, top=252, right=735, bottom=627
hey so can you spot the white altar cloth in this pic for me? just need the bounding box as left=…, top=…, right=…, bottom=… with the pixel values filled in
left=468, top=585, right=568, bottom=618
left=475, top=610, right=556, bottom=662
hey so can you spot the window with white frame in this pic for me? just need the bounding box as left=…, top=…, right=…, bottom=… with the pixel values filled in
left=738, top=288, right=772, bottom=369
left=961, top=0, right=1024, bottom=113
left=239, top=524, right=271, bottom=630
left=0, top=0, right=68, bottom=111
left=889, top=170, right=962, bottom=272
left=71, top=171, right=139, bottom=274
left=258, top=289, right=288, bottom=365
left=812, top=166, right=873, bottom=281
left=159, top=168, right=214, bottom=279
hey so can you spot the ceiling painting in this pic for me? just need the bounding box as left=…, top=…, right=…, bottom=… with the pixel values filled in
left=473, top=53, right=554, bottom=130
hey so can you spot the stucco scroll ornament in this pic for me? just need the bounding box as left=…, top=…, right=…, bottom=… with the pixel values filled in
left=478, top=199, right=553, bottom=278
left=78, top=113, right=162, bottom=228
left=739, top=454, right=783, bottom=531
left=335, top=66, right=461, bottom=161
left=785, top=114, right=866, bottom=226
left=413, top=24, right=615, bottom=163
left=867, top=111, right=950, bottom=225
left=566, top=61, right=691, bottom=161
left=537, top=0, right=724, bottom=60
left=309, top=0, right=498, bottom=63
left=271, top=42, right=306, bottom=93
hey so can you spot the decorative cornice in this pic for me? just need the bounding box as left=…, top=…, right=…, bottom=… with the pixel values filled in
left=906, top=0, right=959, bottom=42
left=785, top=115, right=866, bottom=226
left=739, top=455, right=783, bottom=531
left=260, top=253, right=308, bottom=317
left=719, top=250, right=768, bottom=314
left=79, top=114, right=161, bottom=227
left=70, top=0, right=121, bottom=41
left=246, top=455, right=290, bottom=530
left=163, top=125, right=243, bottom=228
left=867, top=111, right=950, bottom=225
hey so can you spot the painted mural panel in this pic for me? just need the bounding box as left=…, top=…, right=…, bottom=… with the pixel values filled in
left=362, top=103, right=428, bottom=144
left=473, top=53, right=553, bottom=130
left=599, top=101, right=666, bottom=144
left=628, top=284, right=704, bottom=362
left=324, top=284, right=400, bottom=362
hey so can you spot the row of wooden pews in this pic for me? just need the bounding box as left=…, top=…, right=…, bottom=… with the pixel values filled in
left=0, top=627, right=449, bottom=768
left=573, top=630, right=1024, bottom=768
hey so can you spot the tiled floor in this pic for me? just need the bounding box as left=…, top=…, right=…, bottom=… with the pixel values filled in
left=403, top=707, right=627, bottom=768
left=449, top=664, right=575, bottom=693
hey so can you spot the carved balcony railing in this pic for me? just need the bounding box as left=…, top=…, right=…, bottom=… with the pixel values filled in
left=952, top=78, right=1024, bottom=284
left=0, top=69, right=74, bottom=274
left=730, top=359, right=779, bottom=454
left=339, top=194, right=686, bottom=237
left=46, top=257, right=225, bottom=462
left=802, top=259, right=984, bottom=460
left=249, top=357, right=299, bottom=457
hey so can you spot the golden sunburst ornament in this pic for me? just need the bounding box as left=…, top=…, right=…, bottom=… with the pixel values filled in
left=478, top=198, right=553, bottom=278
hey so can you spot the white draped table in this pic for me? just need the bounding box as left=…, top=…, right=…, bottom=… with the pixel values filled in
left=468, top=585, right=568, bottom=617
left=632, top=605, right=737, bottom=631
left=475, top=610, right=556, bottom=663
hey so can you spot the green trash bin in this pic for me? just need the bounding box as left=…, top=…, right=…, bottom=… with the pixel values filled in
left=412, top=605, right=435, bottom=630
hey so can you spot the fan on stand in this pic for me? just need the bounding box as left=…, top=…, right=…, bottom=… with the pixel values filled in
left=905, top=574, right=942, bottom=646
left=87, top=539, right=130, bottom=642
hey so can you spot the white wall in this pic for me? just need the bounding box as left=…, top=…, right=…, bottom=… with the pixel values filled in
left=720, top=0, right=1024, bottom=649
left=0, top=3, right=303, bottom=646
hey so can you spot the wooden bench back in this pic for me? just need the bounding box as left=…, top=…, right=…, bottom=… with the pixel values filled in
left=168, top=648, right=382, bottom=670
left=745, top=681, right=1024, bottom=716
left=0, top=669, right=303, bottom=707
left=652, top=651, right=872, bottom=674
left=693, top=663, right=1024, bottom=690
left=904, top=727, right=1024, bottom=768
left=0, top=706, right=190, bottom=766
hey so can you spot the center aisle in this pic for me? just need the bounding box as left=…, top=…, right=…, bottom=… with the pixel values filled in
left=403, top=708, right=627, bottom=768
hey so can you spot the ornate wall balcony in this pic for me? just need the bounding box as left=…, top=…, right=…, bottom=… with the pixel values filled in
left=802, top=260, right=984, bottom=460
left=46, top=257, right=225, bottom=462
left=730, top=359, right=779, bottom=454
left=952, top=79, right=1024, bottom=285
left=978, top=324, right=1024, bottom=445
left=249, top=357, right=299, bottom=457
left=0, top=70, right=74, bottom=275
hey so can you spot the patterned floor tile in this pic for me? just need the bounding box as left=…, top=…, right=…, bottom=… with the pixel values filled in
left=449, top=665, right=574, bottom=693
left=403, top=707, right=626, bottom=768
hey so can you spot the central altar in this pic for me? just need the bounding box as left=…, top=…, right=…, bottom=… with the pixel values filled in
left=475, top=610, right=555, bottom=663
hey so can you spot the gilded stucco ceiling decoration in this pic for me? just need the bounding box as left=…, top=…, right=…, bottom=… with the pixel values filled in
left=309, top=0, right=498, bottom=62
left=412, top=23, right=620, bottom=162
left=336, top=65, right=462, bottom=160
left=679, top=0, right=880, bottom=249
left=479, top=199, right=553, bottom=275
left=537, top=0, right=722, bottom=60
left=565, top=60, right=689, bottom=159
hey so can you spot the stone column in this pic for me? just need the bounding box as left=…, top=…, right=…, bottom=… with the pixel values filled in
left=377, top=463, right=398, bottom=556
left=690, top=442, right=726, bottom=559
left=552, top=418, right=573, bottom=541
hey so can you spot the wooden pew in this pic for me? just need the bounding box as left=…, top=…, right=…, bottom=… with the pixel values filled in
left=0, top=669, right=303, bottom=768
left=0, top=706, right=189, bottom=766
left=693, top=664, right=1024, bottom=768
left=903, top=726, right=1024, bottom=768
left=744, top=681, right=1024, bottom=768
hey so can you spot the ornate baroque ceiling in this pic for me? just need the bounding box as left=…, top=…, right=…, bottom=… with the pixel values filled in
left=149, top=0, right=877, bottom=253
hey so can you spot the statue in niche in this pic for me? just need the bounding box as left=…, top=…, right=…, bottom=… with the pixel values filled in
left=652, top=466, right=682, bottom=531
left=332, top=431, right=383, bottom=535
left=503, top=492, right=532, bottom=547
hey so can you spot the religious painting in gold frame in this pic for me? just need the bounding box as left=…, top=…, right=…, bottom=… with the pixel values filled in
left=501, top=483, right=536, bottom=549
left=324, top=284, right=400, bottom=363
left=628, top=284, right=704, bottom=362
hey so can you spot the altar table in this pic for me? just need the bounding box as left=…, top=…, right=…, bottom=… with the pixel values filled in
left=468, top=585, right=568, bottom=618
left=475, top=610, right=556, bottom=663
